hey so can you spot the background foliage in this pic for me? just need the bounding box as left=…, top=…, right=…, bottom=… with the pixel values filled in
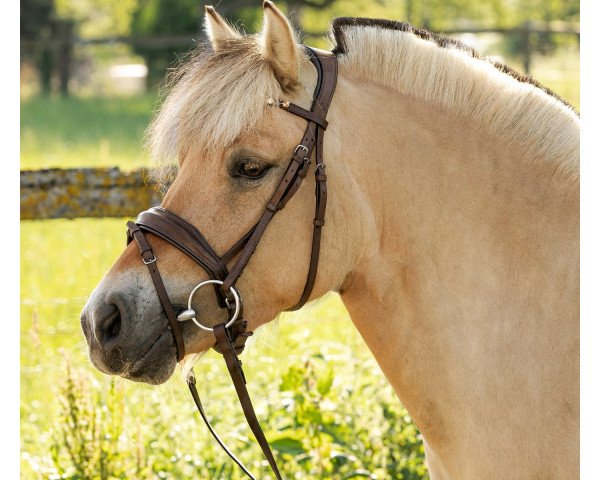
left=131, top=0, right=580, bottom=84
left=23, top=0, right=579, bottom=93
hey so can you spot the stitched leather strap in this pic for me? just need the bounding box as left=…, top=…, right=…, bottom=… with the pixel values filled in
left=136, top=208, right=225, bottom=278
left=221, top=49, right=338, bottom=311
left=279, top=101, right=329, bottom=129
left=290, top=130, right=328, bottom=310
left=284, top=52, right=337, bottom=311
left=134, top=208, right=231, bottom=307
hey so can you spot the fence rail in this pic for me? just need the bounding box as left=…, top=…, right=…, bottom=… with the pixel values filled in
left=20, top=168, right=162, bottom=220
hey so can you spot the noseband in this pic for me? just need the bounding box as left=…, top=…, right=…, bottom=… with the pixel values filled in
left=126, top=47, right=337, bottom=479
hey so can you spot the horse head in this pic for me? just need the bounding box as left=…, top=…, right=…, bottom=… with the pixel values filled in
left=81, top=2, right=362, bottom=384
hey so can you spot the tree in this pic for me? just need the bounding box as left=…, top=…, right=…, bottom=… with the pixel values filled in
left=129, top=0, right=204, bottom=88
left=21, top=0, right=56, bottom=94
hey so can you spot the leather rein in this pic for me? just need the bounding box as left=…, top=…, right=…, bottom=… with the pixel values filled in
left=126, top=47, right=338, bottom=479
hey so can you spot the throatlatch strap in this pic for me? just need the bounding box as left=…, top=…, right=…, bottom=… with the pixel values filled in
left=290, top=124, right=328, bottom=311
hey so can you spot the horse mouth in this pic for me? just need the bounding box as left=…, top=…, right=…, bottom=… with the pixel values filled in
left=124, top=327, right=177, bottom=384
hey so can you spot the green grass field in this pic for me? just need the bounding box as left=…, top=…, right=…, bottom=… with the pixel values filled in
left=20, top=95, right=157, bottom=170
left=21, top=48, right=578, bottom=479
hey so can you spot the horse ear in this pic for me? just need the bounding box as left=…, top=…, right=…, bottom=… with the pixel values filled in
left=204, top=5, right=240, bottom=49
left=261, top=1, right=299, bottom=90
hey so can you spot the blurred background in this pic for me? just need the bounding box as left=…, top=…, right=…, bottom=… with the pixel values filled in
left=20, top=1, right=579, bottom=479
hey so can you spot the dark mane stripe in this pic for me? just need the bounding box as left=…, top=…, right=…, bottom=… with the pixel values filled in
left=330, top=17, right=576, bottom=112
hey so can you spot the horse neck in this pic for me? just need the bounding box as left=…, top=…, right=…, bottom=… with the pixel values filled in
left=333, top=75, right=579, bottom=471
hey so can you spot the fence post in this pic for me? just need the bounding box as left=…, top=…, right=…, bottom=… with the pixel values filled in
left=56, top=20, right=74, bottom=97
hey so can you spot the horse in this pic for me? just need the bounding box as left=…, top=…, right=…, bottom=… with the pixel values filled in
left=81, top=2, right=580, bottom=478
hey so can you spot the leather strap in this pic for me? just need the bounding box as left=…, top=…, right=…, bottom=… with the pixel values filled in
left=278, top=101, right=329, bottom=129
left=127, top=221, right=186, bottom=361
left=220, top=49, right=338, bottom=310
left=188, top=374, right=256, bottom=479
left=136, top=208, right=225, bottom=278
left=213, top=323, right=282, bottom=480
left=284, top=52, right=338, bottom=311
left=290, top=131, right=328, bottom=310
left=134, top=207, right=230, bottom=307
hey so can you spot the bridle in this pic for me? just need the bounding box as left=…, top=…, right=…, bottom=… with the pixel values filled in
left=126, top=46, right=337, bottom=479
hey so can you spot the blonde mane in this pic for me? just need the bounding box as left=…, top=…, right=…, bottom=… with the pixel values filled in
left=331, top=18, right=579, bottom=171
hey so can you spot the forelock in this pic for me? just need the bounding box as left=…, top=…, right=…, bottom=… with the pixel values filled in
left=146, top=36, right=282, bottom=171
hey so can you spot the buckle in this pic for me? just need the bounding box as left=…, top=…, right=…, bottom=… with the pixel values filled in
left=294, top=144, right=309, bottom=156
left=143, top=254, right=157, bottom=265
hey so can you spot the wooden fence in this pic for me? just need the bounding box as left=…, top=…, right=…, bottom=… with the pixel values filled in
left=20, top=168, right=163, bottom=220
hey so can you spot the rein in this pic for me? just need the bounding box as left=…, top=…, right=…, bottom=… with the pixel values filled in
left=126, top=47, right=338, bottom=479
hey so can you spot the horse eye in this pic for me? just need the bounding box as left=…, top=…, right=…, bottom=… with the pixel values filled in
left=238, top=160, right=268, bottom=179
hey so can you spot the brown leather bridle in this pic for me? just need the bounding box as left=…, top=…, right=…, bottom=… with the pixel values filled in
left=126, top=47, right=337, bottom=479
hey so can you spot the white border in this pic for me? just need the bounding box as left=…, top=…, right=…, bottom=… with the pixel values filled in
left=3, top=0, right=21, bottom=477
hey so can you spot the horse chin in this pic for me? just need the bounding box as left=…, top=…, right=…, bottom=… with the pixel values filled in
left=120, top=329, right=178, bottom=385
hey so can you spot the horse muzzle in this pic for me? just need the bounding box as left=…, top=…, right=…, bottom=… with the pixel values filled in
left=80, top=291, right=177, bottom=384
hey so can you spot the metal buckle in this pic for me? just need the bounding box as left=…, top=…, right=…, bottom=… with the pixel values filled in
left=294, top=144, right=309, bottom=156
left=177, top=280, right=241, bottom=332
left=143, top=254, right=157, bottom=265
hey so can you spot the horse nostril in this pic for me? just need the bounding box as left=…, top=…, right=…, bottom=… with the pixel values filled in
left=95, top=304, right=122, bottom=344
left=106, top=310, right=122, bottom=338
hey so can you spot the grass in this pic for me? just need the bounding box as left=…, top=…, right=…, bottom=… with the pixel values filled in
left=20, top=95, right=157, bottom=170
left=20, top=219, right=128, bottom=476
left=530, top=46, right=580, bottom=110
